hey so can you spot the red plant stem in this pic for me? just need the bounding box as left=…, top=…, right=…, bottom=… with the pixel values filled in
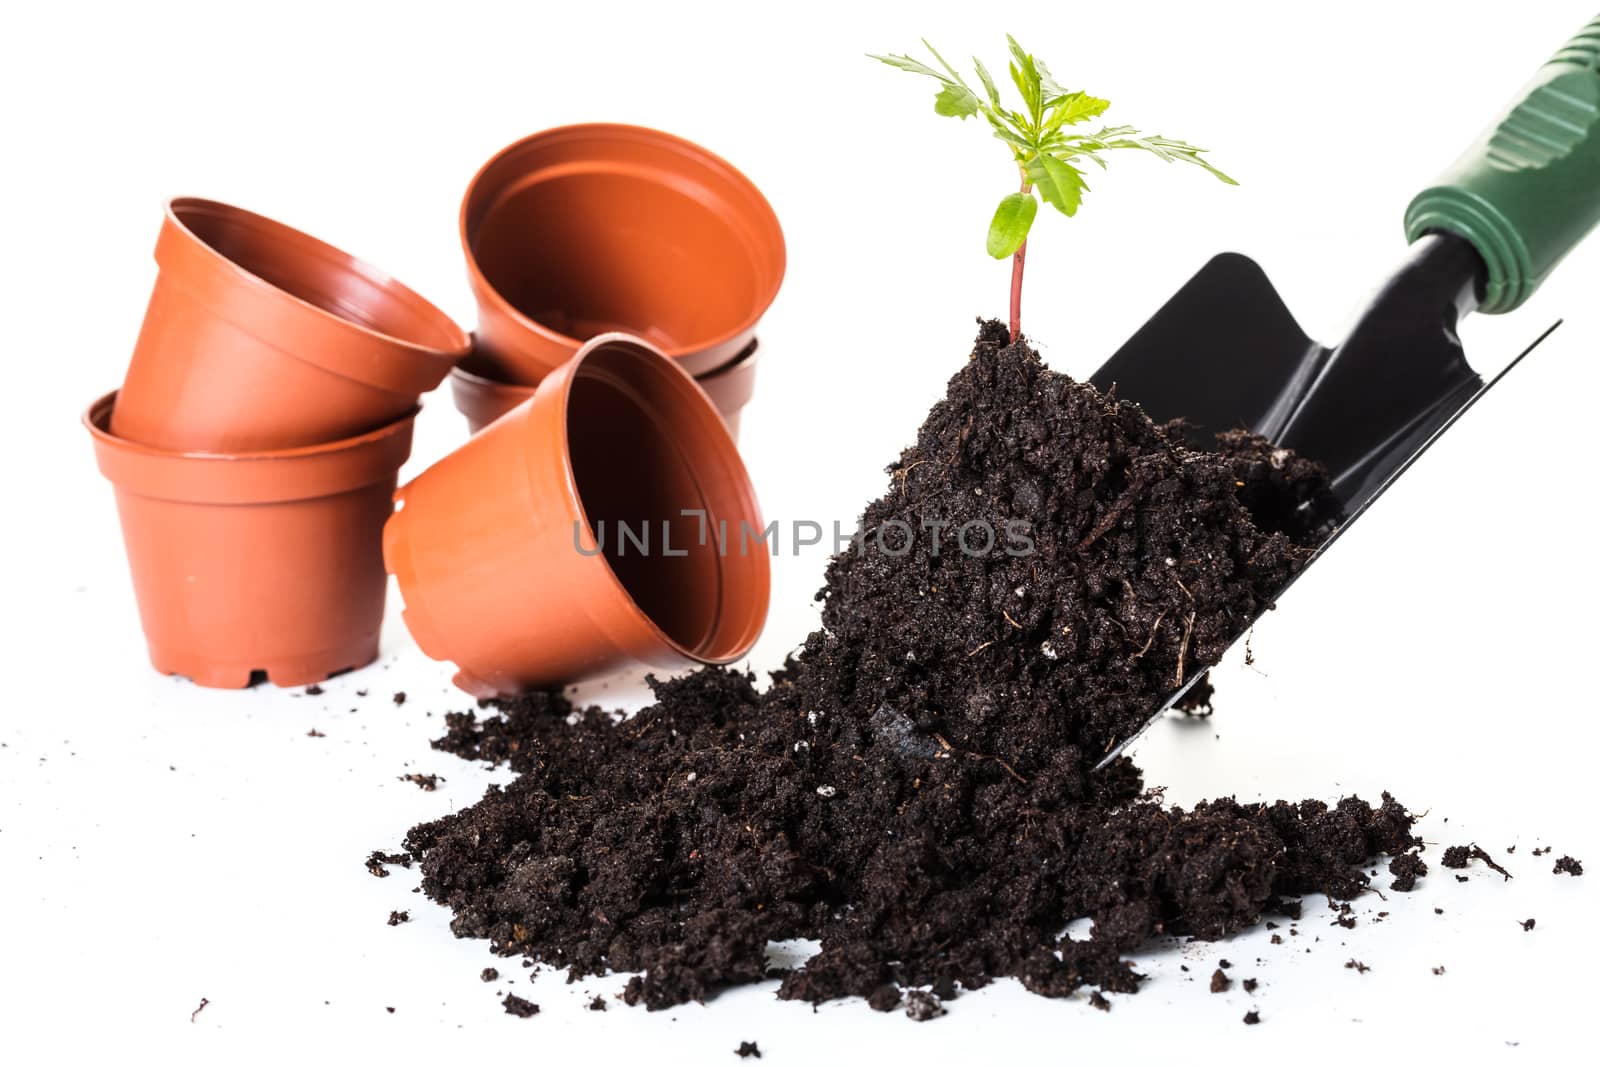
left=1009, top=176, right=1032, bottom=343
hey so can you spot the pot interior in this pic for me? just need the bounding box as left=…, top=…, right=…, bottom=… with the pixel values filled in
left=473, top=171, right=769, bottom=353
left=566, top=342, right=764, bottom=657
left=173, top=199, right=465, bottom=353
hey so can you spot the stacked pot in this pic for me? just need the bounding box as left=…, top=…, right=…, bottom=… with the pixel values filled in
left=451, top=125, right=783, bottom=438
left=90, top=125, right=784, bottom=694
left=86, top=198, right=471, bottom=688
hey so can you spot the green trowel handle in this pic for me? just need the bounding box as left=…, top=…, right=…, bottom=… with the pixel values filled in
left=1405, top=16, right=1600, bottom=313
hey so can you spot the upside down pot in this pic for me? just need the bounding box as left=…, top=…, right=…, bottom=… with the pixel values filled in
left=449, top=340, right=761, bottom=437
left=86, top=393, right=417, bottom=688
left=113, top=197, right=469, bottom=452
left=460, top=124, right=785, bottom=383
left=385, top=333, right=770, bottom=696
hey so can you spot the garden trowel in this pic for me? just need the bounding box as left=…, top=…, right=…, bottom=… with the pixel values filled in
left=1092, top=16, right=1600, bottom=767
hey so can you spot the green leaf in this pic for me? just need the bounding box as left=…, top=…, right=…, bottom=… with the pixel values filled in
left=1034, top=57, right=1068, bottom=102
left=1100, top=132, right=1239, bottom=184
left=972, top=57, right=1003, bottom=110
left=987, top=192, right=1038, bottom=258
left=1046, top=91, right=1111, bottom=129
left=869, top=53, right=950, bottom=83
left=1027, top=153, right=1087, bottom=216
left=1005, top=35, right=1043, bottom=124
left=934, top=82, right=980, bottom=119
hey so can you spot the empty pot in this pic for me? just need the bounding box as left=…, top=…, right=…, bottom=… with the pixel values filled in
left=448, top=340, right=761, bottom=437
left=86, top=392, right=417, bottom=688
left=113, top=197, right=470, bottom=452
left=460, top=125, right=785, bottom=382
left=385, top=333, right=770, bottom=697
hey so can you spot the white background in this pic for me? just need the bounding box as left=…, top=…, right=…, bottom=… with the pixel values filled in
left=3, top=0, right=1597, bottom=1061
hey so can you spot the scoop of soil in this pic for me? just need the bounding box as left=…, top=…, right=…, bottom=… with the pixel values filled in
left=400, top=324, right=1414, bottom=1012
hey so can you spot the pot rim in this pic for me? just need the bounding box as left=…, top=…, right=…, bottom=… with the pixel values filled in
left=86, top=391, right=419, bottom=504
left=164, top=196, right=472, bottom=365
left=459, top=124, right=786, bottom=363
left=452, top=337, right=762, bottom=392
left=547, top=332, right=768, bottom=664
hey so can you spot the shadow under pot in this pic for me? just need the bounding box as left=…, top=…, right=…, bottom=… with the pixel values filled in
left=460, top=124, right=785, bottom=383
left=113, top=197, right=469, bottom=452
left=449, top=340, right=760, bottom=438
left=86, top=393, right=417, bottom=688
left=385, top=333, right=770, bottom=697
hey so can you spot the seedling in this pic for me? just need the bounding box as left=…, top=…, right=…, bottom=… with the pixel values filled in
left=872, top=36, right=1236, bottom=341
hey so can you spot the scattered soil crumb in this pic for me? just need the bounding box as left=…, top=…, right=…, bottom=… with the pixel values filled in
left=502, top=993, right=539, bottom=1017
left=394, top=692, right=408, bottom=706
left=1210, top=968, right=1231, bottom=993
left=736, top=1041, right=762, bottom=1059
left=1089, top=991, right=1111, bottom=1011
left=365, top=850, right=411, bottom=878
left=305, top=685, right=324, bottom=696
left=1344, top=959, right=1370, bottom=974
left=399, top=773, right=443, bottom=792
left=1432, top=966, right=1446, bottom=976
left=306, top=728, right=325, bottom=738
left=1519, top=918, right=1535, bottom=931
left=1388, top=851, right=1427, bottom=892
left=904, top=991, right=946, bottom=1022
left=868, top=985, right=901, bottom=1012
left=588, top=995, right=608, bottom=1011
left=387, top=910, right=409, bottom=926
left=1441, top=844, right=1511, bottom=880
left=1554, top=856, right=1584, bottom=876
left=1243, top=1009, right=1261, bottom=1025
left=481, top=968, right=499, bottom=982
left=1242, top=978, right=1258, bottom=993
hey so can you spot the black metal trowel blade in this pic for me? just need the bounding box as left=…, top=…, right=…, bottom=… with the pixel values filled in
left=1089, top=233, right=1560, bottom=767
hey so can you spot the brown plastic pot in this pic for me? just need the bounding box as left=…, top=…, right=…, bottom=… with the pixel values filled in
left=449, top=340, right=760, bottom=438
left=460, top=125, right=785, bottom=382
left=694, top=341, right=761, bottom=442
left=386, top=333, right=770, bottom=697
left=113, top=197, right=470, bottom=452
left=86, top=392, right=416, bottom=688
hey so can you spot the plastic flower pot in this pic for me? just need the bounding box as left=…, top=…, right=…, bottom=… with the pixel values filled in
left=448, top=340, right=760, bottom=438
left=86, top=392, right=417, bottom=688
left=113, top=197, right=470, bottom=452
left=460, top=124, right=785, bottom=382
left=385, top=332, right=770, bottom=697
left=694, top=341, right=761, bottom=442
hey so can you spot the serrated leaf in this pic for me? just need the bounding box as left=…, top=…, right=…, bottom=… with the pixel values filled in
left=1005, top=35, right=1043, bottom=124
left=986, top=118, right=1034, bottom=153
left=1027, top=153, right=1087, bottom=216
left=1047, top=91, right=1111, bottom=129
left=1034, top=57, right=1068, bottom=102
left=987, top=192, right=1038, bottom=258
left=934, top=82, right=981, bottom=119
left=869, top=53, right=950, bottom=82
left=972, top=57, right=1003, bottom=109
left=921, top=39, right=964, bottom=83
left=1101, top=133, right=1239, bottom=184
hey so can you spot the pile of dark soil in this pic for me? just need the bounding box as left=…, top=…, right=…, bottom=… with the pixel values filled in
left=397, top=323, right=1415, bottom=1015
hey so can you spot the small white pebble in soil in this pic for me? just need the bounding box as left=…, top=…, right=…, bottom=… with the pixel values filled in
left=686, top=772, right=697, bottom=783
left=817, top=785, right=838, bottom=798
left=794, top=741, right=810, bottom=753
left=1040, top=642, right=1058, bottom=660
